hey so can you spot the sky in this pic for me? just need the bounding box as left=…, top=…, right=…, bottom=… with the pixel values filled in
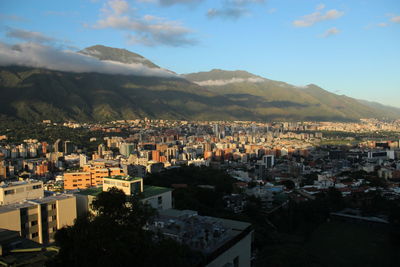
left=0, top=0, right=399, bottom=107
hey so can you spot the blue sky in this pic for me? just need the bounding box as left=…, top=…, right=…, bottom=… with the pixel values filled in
left=1, top=0, right=399, bottom=107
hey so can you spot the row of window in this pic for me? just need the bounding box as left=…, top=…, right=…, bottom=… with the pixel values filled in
left=4, top=184, right=41, bottom=195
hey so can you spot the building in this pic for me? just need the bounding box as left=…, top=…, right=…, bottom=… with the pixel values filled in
left=150, top=209, right=253, bottom=267
left=63, top=172, right=92, bottom=190
left=0, top=228, right=58, bottom=266
left=0, top=195, right=76, bottom=244
left=0, top=180, right=76, bottom=244
left=0, top=180, right=44, bottom=206
left=119, top=143, right=135, bottom=158
left=64, top=141, right=74, bottom=155
left=53, top=139, right=62, bottom=153
left=75, top=176, right=172, bottom=216
left=103, top=176, right=143, bottom=196
left=63, top=160, right=125, bottom=190
left=262, top=155, right=275, bottom=168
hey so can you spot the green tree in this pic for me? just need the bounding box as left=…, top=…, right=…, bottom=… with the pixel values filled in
left=47, top=188, right=198, bottom=267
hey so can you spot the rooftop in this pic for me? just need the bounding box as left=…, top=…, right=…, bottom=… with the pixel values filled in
left=152, top=209, right=252, bottom=254
left=142, top=185, right=172, bottom=199
left=75, top=187, right=102, bottom=196
left=0, top=194, right=75, bottom=214
left=0, top=179, right=42, bottom=188
left=104, top=176, right=142, bottom=182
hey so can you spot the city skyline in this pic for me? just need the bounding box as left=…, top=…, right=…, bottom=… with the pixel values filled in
left=0, top=0, right=399, bottom=107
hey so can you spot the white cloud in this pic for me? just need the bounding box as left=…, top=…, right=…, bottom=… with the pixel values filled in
left=391, top=15, right=400, bottom=23
left=137, top=0, right=204, bottom=6
left=207, top=7, right=248, bottom=19
left=0, top=42, right=175, bottom=77
left=322, top=27, right=340, bottom=37
left=377, top=22, right=388, bottom=27
left=109, top=0, right=130, bottom=15
left=193, top=77, right=265, bottom=86
left=207, top=0, right=265, bottom=20
left=0, top=14, right=26, bottom=22
left=316, top=4, right=325, bottom=11
left=93, top=0, right=196, bottom=46
left=5, top=28, right=55, bottom=44
left=293, top=5, right=344, bottom=27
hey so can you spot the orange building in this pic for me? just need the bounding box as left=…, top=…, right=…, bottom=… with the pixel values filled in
left=64, top=172, right=91, bottom=190
left=35, top=163, right=49, bottom=176
left=152, top=150, right=161, bottom=162
left=64, top=166, right=125, bottom=190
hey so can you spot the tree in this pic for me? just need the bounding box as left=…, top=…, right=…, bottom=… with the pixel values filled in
left=47, top=188, right=198, bottom=267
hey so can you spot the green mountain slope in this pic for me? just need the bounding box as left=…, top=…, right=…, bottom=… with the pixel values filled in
left=0, top=46, right=398, bottom=122
left=0, top=66, right=265, bottom=122
left=184, top=70, right=398, bottom=121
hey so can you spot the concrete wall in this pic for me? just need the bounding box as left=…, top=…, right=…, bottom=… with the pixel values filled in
left=206, top=230, right=253, bottom=267
left=0, top=181, right=44, bottom=205
left=0, top=209, right=21, bottom=232
left=142, top=191, right=172, bottom=210
left=56, top=196, right=77, bottom=228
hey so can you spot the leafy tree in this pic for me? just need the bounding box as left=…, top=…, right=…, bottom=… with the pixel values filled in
left=47, top=188, right=198, bottom=267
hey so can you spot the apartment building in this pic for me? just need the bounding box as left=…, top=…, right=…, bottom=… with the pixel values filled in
left=0, top=180, right=44, bottom=205
left=0, top=180, right=76, bottom=244
left=63, top=163, right=125, bottom=190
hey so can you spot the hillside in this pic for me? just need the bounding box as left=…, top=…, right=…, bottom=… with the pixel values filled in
left=184, top=70, right=397, bottom=121
left=0, top=45, right=398, bottom=122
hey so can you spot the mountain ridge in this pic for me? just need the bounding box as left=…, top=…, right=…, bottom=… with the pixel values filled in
left=0, top=45, right=398, bottom=122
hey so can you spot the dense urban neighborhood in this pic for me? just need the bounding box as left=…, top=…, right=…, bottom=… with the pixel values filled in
left=1, top=118, right=400, bottom=266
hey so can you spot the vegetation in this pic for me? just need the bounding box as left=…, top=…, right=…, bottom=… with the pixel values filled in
left=47, top=188, right=199, bottom=267
left=2, top=49, right=399, bottom=122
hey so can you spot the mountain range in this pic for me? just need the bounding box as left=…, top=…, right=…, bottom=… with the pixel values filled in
left=0, top=44, right=399, bottom=122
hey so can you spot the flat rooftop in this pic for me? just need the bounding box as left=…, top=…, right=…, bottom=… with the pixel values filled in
left=75, top=187, right=102, bottom=196
left=76, top=185, right=171, bottom=198
left=0, top=194, right=75, bottom=214
left=142, top=185, right=172, bottom=198
left=0, top=180, right=42, bottom=188
left=152, top=209, right=252, bottom=255
left=104, top=176, right=142, bottom=182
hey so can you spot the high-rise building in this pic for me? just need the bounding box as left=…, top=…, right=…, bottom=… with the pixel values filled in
left=262, top=155, right=275, bottom=168
left=98, top=144, right=105, bottom=158
left=53, top=139, right=63, bottom=153
left=119, top=143, right=135, bottom=158
left=64, top=141, right=74, bottom=155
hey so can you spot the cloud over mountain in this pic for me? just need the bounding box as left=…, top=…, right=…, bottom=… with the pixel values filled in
left=0, top=42, right=174, bottom=77
left=193, top=77, right=265, bottom=86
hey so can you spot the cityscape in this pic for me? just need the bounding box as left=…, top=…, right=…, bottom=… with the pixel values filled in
left=1, top=0, right=400, bottom=266
left=0, top=118, right=400, bottom=266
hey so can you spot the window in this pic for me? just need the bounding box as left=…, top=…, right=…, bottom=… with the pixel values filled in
left=51, top=204, right=56, bottom=210
left=32, top=232, right=39, bottom=238
left=158, top=196, right=163, bottom=205
left=4, top=189, right=15, bottom=195
left=52, top=215, right=57, bottom=221
left=233, top=256, right=239, bottom=267
left=31, top=220, right=38, bottom=226
left=33, top=184, right=41, bottom=190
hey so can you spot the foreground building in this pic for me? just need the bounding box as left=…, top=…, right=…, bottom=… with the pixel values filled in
left=0, top=180, right=76, bottom=244
left=151, top=209, right=253, bottom=267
